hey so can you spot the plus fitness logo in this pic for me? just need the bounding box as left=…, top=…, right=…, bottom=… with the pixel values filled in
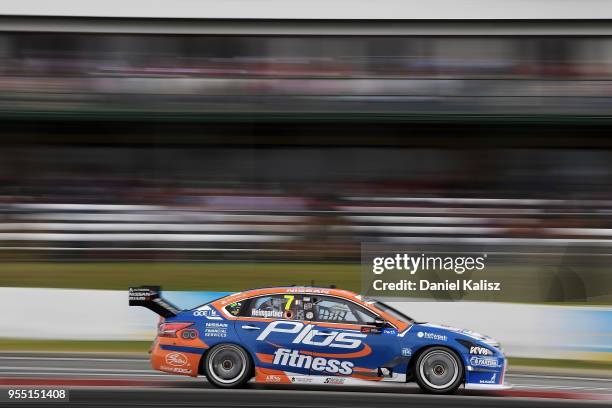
left=256, top=321, right=367, bottom=349
left=256, top=321, right=371, bottom=375
left=272, top=348, right=354, bottom=375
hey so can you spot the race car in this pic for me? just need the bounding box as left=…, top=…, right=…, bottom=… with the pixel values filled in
left=129, top=285, right=510, bottom=394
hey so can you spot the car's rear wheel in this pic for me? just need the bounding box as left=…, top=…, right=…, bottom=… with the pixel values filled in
left=414, top=347, right=464, bottom=394
left=204, top=344, right=252, bottom=388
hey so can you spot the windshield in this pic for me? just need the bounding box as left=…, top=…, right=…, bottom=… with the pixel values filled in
left=372, top=300, right=414, bottom=324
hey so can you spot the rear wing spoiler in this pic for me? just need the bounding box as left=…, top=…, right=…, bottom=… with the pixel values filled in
left=128, top=286, right=181, bottom=318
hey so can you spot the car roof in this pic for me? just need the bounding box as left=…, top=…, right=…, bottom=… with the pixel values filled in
left=227, top=286, right=360, bottom=301
left=212, top=286, right=364, bottom=309
left=210, top=286, right=411, bottom=331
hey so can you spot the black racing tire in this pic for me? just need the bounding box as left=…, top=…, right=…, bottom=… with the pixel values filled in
left=414, top=346, right=464, bottom=394
left=204, top=344, right=253, bottom=388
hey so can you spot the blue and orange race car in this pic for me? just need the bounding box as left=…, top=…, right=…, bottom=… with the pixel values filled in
left=129, top=286, right=510, bottom=394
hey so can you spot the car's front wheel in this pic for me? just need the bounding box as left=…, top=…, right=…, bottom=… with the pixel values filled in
left=414, top=347, right=464, bottom=394
left=204, top=344, right=252, bottom=388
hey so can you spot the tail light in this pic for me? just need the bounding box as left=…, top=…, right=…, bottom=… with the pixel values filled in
left=158, top=322, right=193, bottom=338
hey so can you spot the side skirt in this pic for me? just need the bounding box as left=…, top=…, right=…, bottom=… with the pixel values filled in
left=253, top=367, right=406, bottom=386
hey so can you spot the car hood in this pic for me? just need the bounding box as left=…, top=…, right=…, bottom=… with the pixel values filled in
left=416, top=323, right=501, bottom=348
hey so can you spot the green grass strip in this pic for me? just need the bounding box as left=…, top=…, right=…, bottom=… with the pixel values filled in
left=0, top=262, right=360, bottom=291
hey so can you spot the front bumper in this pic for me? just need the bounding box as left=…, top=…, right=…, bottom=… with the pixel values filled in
left=463, top=353, right=509, bottom=390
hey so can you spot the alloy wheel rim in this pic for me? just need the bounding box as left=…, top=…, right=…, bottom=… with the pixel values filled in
left=419, top=350, right=459, bottom=390
left=208, top=345, right=247, bottom=384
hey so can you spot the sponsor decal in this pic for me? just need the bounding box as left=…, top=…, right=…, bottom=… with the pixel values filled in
left=206, top=322, right=227, bottom=327
left=251, top=309, right=283, bottom=318
left=273, top=348, right=354, bottom=375
left=193, top=305, right=222, bottom=320
left=479, top=373, right=497, bottom=384
left=286, top=288, right=329, bottom=294
left=469, top=346, right=493, bottom=356
left=416, top=331, right=447, bottom=341
left=290, top=376, right=313, bottom=384
left=257, top=321, right=367, bottom=349
left=324, top=377, right=345, bottom=385
left=265, top=375, right=282, bottom=383
left=470, top=357, right=499, bottom=368
left=165, top=352, right=189, bottom=367
left=363, top=326, right=381, bottom=334
left=159, top=365, right=192, bottom=374
left=383, top=329, right=397, bottom=335
left=401, top=347, right=412, bottom=357
left=204, top=322, right=228, bottom=338
left=305, top=311, right=314, bottom=320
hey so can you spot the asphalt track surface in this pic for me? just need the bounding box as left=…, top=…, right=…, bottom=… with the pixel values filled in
left=0, top=353, right=611, bottom=408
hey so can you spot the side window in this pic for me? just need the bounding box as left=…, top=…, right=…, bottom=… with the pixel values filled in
left=354, top=307, right=377, bottom=324
left=242, top=294, right=302, bottom=320
left=225, top=301, right=243, bottom=316
left=311, top=296, right=377, bottom=324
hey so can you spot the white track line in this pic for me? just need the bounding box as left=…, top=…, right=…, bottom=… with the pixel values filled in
left=1, top=367, right=154, bottom=373
left=513, top=384, right=612, bottom=392
left=0, top=356, right=146, bottom=362
left=508, top=374, right=612, bottom=383
left=3, top=359, right=612, bottom=382
left=1, top=371, right=182, bottom=378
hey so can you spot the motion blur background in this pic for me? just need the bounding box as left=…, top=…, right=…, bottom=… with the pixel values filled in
left=0, top=2, right=611, bottom=366
left=2, top=32, right=612, bottom=301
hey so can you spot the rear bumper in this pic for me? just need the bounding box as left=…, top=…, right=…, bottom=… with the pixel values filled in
left=151, top=340, right=201, bottom=377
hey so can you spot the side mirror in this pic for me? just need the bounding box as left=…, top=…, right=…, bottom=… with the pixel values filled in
left=361, top=318, right=388, bottom=334
left=374, top=318, right=388, bottom=328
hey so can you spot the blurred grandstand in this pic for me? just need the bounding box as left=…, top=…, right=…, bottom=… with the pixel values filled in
left=2, top=34, right=612, bottom=117
left=1, top=30, right=612, bottom=302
